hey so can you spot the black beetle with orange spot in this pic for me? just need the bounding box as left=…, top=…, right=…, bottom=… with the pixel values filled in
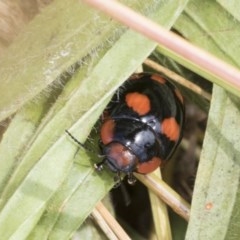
left=95, top=72, right=184, bottom=184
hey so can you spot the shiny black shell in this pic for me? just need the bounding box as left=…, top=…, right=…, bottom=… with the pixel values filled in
left=100, top=73, right=184, bottom=174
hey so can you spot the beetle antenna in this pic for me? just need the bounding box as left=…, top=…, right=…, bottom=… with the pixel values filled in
left=65, top=130, right=95, bottom=153
left=65, top=130, right=85, bottom=147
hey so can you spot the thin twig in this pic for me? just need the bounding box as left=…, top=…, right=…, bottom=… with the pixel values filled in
left=134, top=173, right=191, bottom=221
left=148, top=170, right=172, bottom=240
left=92, top=208, right=119, bottom=240
left=144, top=58, right=212, bottom=101
left=93, top=201, right=131, bottom=240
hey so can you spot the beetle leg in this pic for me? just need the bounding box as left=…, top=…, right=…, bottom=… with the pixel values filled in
left=94, top=159, right=105, bottom=171
left=127, top=172, right=136, bottom=185
left=113, top=172, right=122, bottom=187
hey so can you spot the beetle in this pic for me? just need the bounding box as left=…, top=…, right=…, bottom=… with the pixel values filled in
left=66, top=72, right=184, bottom=184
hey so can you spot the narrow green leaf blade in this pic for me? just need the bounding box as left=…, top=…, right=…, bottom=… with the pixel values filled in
left=171, top=0, right=240, bottom=96
left=174, top=1, right=240, bottom=238
left=186, top=87, right=240, bottom=240
left=175, top=0, right=240, bottom=67
left=27, top=151, right=114, bottom=240
left=0, top=136, right=74, bottom=239
left=217, top=0, right=240, bottom=22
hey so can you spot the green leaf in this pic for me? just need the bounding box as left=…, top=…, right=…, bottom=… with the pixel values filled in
left=0, top=0, right=149, bottom=122
left=175, top=0, right=240, bottom=67
left=27, top=151, right=114, bottom=240
left=174, top=0, right=240, bottom=239
left=217, top=0, right=240, bottom=22
left=159, top=0, right=240, bottom=97
left=0, top=94, right=50, bottom=194
left=0, top=135, right=74, bottom=239
left=185, top=87, right=240, bottom=240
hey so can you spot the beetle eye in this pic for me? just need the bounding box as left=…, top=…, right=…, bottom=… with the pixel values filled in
left=144, top=142, right=151, bottom=148
left=149, top=119, right=156, bottom=124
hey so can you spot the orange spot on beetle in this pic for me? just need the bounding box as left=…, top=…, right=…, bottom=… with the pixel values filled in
left=161, top=117, right=180, bottom=141
left=125, top=92, right=150, bottom=115
left=100, top=119, right=115, bottom=144
left=136, top=157, right=162, bottom=174
left=150, top=74, right=166, bottom=84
